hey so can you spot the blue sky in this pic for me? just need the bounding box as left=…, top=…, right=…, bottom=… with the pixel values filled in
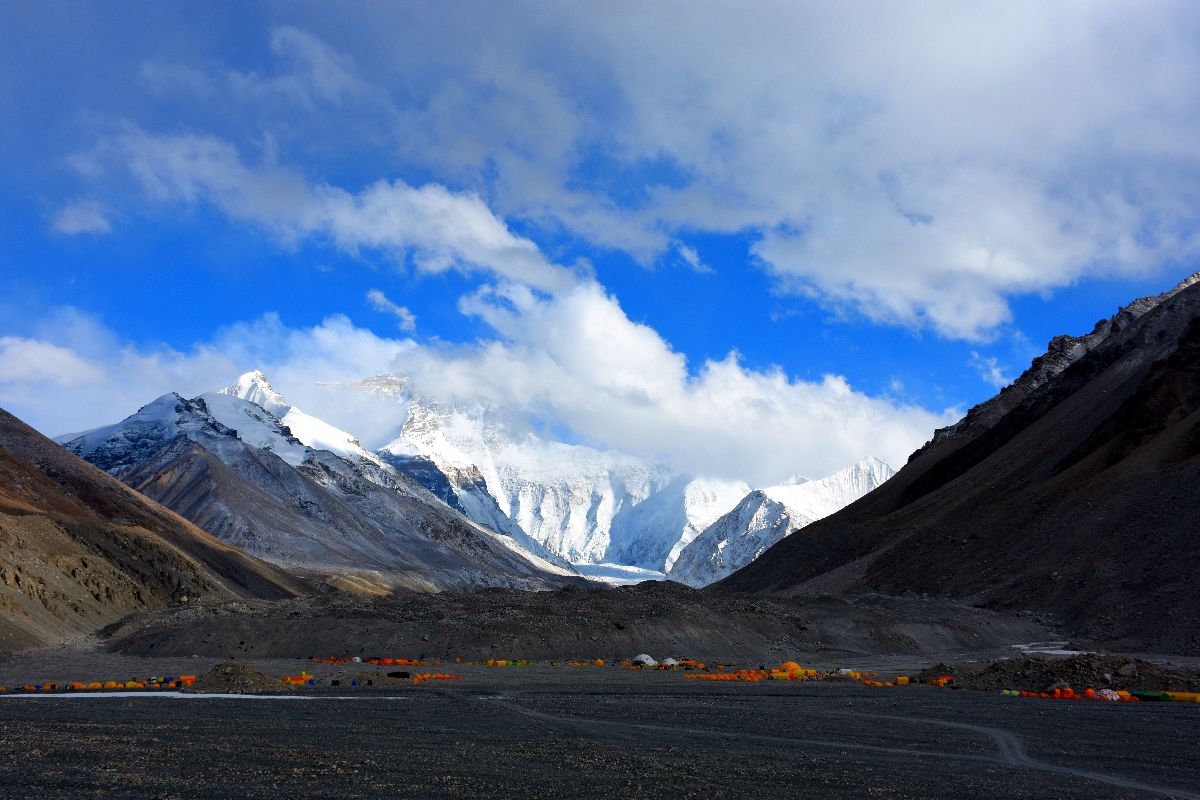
left=2, top=2, right=1199, bottom=484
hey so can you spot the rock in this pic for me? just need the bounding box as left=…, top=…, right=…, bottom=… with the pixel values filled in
left=950, top=655, right=1200, bottom=693
left=188, top=662, right=285, bottom=694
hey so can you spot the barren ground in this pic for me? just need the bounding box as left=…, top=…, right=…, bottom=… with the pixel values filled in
left=0, top=659, right=1198, bottom=799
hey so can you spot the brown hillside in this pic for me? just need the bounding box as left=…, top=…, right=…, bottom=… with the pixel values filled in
left=0, top=407, right=307, bottom=651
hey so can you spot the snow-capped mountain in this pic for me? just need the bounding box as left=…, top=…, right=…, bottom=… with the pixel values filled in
left=667, top=457, right=896, bottom=587
left=220, top=372, right=569, bottom=568
left=379, top=396, right=743, bottom=570
left=605, top=475, right=752, bottom=571
left=219, top=370, right=373, bottom=465
left=60, top=387, right=576, bottom=591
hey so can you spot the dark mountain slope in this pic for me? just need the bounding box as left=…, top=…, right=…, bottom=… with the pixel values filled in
left=718, top=273, right=1200, bottom=655
left=0, top=407, right=307, bottom=651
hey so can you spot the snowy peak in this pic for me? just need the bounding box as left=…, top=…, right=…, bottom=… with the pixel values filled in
left=379, top=393, right=682, bottom=567
left=220, top=371, right=368, bottom=462
left=220, top=370, right=291, bottom=417
left=344, top=375, right=409, bottom=400
left=667, top=457, right=895, bottom=587
left=62, top=391, right=311, bottom=472
left=62, top=393, right=204, bottom=473
left=198, top=391, right=312, bottom=466
left=60, top=387, right=579, bottom=590
left=764, top=456, right=896, bottom=519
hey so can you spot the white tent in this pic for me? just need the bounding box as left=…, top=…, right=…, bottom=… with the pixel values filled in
left=632, top=653, right=658, bottom=667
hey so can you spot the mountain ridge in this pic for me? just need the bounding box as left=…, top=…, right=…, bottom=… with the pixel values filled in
left=62, top=389, right=578, bottom=592
left=717, top=270, right=1200, bottom=655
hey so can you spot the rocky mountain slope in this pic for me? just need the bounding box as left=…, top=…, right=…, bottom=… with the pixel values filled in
left=0, top=406, right=305, bottom=651
left=669, top=458, right=895, bottom=587
left=62, top=390, right=577, bottom=593
left=718, top=272, right=1200, bottom=655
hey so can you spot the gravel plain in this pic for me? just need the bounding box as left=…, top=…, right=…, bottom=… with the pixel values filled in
left=0, top=656, right=1198, bottom=799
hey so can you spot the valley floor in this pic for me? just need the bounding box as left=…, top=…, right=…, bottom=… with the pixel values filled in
left=0, top=662, right=1198, bottom=799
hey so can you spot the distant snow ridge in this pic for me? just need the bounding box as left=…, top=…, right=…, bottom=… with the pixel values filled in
left=379, top=397, right=695, bottom=568
left=667, top=457, right=896, bottom=588
left=606, top=475, right=752, bottom=571
left=367, top=382, right=882, bottom=577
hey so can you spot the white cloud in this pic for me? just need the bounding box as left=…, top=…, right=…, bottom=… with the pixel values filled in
left=0, top=297, right=951, bottom=485
left=78, top=11, right=1200, bottom=340
left=366, top=288, right=416, bottom=331
left=58, top=9, right=1200, bottom=339
left=969, top=351, right=1012, bottom=390
left=83, top=125, right=580, bottom=294
left=673, top=241, right=713, bottom=274
left=225, top=26, right=372, bottom=110
left=0, top=337, right=105, bottom=387
left=195, top=5, right=1200, bottom=340
left=51, top=200, right=112, bottom=235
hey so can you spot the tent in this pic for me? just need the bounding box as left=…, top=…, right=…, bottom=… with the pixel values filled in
left=632, top=654, right=658, bottom=667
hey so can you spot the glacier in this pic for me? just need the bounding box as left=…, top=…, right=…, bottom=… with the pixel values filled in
left=376, top=395, right=748, bottom=572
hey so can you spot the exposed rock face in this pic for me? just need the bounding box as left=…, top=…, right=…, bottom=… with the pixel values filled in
left=375, top=451, right=467, bottom=513
left=718, top=271, right=1200, bottom=656
left=0, top=406, right=305, bottom=651
left=921, top=271, right=1200, bottom=455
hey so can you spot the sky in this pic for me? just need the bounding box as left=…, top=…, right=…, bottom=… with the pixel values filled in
left=2, top=1, right=1199, bottom=485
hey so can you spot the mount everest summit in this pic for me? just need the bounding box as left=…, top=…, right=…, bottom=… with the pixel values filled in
left=60, top=370, right=893, bottom=589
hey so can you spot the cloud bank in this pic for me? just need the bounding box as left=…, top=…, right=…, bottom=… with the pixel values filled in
left=0, top=290, right=950, bottom=485
left=147, top=3, right=1196, bottom=340
left=63, top=6, right=1200, bottom=341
